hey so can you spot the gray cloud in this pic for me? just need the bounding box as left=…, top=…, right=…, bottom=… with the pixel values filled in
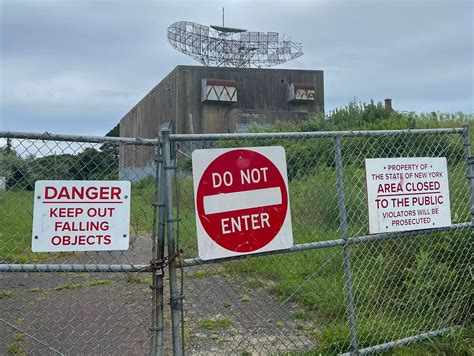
left=1, top=0, right=472, bottom=135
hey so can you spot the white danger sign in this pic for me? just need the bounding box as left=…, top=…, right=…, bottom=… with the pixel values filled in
left=32, top=180, right=131, bottom=252
left=192, top=146, right=293, bottom=260
left=365, top=157, right=451, bottom=234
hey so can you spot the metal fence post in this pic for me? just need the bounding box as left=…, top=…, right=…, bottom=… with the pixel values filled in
left=334, top=135, right=359, bottom=355
left=151, top=141, right=166, bottom=356
left=462, top=125, right=474, bottom=225
left=161, top=127, right=183, bottom=356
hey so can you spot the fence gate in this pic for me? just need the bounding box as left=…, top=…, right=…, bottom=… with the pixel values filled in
left=1, top=127, right=472, bottom=355
left=0, top=132, right=163, bottom=355
left=161, top=126, right=472, bottom=355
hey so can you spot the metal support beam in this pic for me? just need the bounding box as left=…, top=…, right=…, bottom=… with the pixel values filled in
left=151, top=142, right=166, bottom=356
left=161, top=126, right=183, bottom=356
left=334, top=135, right=359, bottom=355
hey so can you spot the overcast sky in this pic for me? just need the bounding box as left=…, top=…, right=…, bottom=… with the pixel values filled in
left=1, top=0, right=472, bottom=136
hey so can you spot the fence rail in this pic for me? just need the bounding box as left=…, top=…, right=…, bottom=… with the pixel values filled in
left=0, top=130, right=159, bottom=145
left=0, top=264, right=151, bottom=273
left=1, top=127, right=472, bottom=355
left=169, top=127, right=464, bottom=141
left=177, top=222, right=471, bottom=268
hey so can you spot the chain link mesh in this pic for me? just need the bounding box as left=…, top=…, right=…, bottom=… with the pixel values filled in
left=0, top=136, right=156, bottom=355
left=340, top=133, right=472, bottom=350
left=1, top=129, right=471, bottom=354
left=171, top=130, right=471, bottom=354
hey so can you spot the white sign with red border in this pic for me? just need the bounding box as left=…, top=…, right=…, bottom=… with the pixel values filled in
left=192, top=146, right=293, bottom=260
left=365, top=157, right=451, bottom=234
left=32, top=180, right=131, bottom=252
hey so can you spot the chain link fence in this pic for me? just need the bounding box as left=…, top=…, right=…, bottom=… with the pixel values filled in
left=1, top=127, right=472, bottom=355
left=166, top=127, right=472, bottom=354
left=0, top=132, right=160, bottom=355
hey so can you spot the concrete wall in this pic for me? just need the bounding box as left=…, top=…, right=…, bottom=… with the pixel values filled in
left=118, top=164, right=156, bottom=182
left=175, top=65, right=324, bottom=134
left=120, top=70, right=178, bottom=168
left=119, top=65, right=324, bottom=171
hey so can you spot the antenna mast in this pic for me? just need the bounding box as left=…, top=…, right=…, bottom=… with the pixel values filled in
left=222, top=7, right=224, bottom=27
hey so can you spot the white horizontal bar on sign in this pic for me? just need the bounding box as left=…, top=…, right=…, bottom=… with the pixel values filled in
left=203, top=187, right=282, bottom=215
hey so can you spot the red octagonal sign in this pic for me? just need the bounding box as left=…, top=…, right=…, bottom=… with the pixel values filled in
left=192, top=146, right=293, bottom=260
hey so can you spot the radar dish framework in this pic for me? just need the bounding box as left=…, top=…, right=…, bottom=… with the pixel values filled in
left=167, top=21, right=303, bottom=68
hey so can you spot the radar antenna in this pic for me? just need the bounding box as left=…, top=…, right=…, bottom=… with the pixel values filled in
left=167, top=20, right=303, bottom=68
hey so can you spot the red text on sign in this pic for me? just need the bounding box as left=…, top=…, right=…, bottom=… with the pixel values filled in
left=50, top=208, right=83, bottom=218
left=211, top=167, right=270, bottom=188
left=51, top=235, right=111, bottom=246
left=221, top=212, right=270, bottom=234
left=54, top=221, right=110, bottom=232
left=44, top=186, right=122, bottom=200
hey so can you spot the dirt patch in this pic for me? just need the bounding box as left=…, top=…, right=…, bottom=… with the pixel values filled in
left=183, top=272, right=316, bottom=354
left=1, top=237, right=317, bottom=355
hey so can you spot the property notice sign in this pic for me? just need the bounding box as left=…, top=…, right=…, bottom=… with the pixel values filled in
left=365, top=157, right=451, bottom=234
left=192, top=146, right=293, bottom=260
left=32, top=181, right=131, bottom=252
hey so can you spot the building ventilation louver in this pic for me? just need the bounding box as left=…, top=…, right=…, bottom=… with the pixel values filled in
left=288, top=83, right=315, bottom=102
left=201, top=78, right=238, bottom=103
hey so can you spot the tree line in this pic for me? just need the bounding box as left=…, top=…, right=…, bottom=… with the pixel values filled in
left=0, top=124, right=119, bottom=190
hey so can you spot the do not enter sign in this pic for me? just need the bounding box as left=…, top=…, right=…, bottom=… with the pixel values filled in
left=192, top=146, right=293, bottom=260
